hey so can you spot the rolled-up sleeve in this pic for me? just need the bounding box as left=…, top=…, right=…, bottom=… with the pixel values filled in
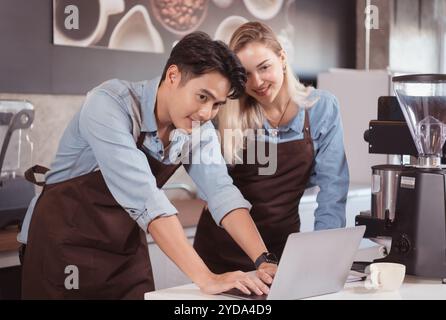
left=308, top=93, right=349, bottom=230
left=185, top=122, right=251, bottom=226
left=78, top=90, right=177, bottom=232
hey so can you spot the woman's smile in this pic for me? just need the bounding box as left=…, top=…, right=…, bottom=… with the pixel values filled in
left=253, top=84, right=271, bottom=97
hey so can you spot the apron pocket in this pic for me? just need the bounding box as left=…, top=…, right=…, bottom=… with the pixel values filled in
left=68, top=203, right=141, bottom=255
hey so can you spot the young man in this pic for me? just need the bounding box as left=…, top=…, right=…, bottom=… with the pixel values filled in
left=19, top=32, right=276, bottom=299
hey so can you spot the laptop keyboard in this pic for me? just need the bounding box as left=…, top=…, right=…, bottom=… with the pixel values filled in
left=222, top=288, right=268, bottom=300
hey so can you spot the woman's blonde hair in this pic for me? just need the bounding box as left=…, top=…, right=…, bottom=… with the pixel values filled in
left=218, top=21, right=315, bottom=164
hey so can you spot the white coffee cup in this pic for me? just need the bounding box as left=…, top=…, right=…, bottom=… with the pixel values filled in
left=214, top=16, right=249, bottom=45
left=243, top=0, right=284, bottom=20
left=54, top=0, right=124, bottom=47
left=365, top=262, right=406, bottom=291
left=108, top=5, right=164, bottom=53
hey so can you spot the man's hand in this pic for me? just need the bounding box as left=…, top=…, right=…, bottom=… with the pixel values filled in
left=198, top=271, right=270, bottom=296
left=148, top=215, right=270, bottom=296
left=256, top=262, right=277, bottom=285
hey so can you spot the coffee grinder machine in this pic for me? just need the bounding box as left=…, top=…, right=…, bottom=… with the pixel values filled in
left=356, top=74, right=446, bottom=282
left=0, top=100, right=35, bottom=229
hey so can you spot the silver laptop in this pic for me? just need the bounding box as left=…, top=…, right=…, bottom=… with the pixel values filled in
left=222, top=226, right=366, bottom=300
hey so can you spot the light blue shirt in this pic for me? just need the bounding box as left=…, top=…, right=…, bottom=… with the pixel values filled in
left=259, top=89, right=349, bottom=230
left=18, top=77, right=251, bottom=243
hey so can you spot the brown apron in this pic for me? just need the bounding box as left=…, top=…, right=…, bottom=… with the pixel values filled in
left=21, top=133, right=181, bottom=299
left=194, top=111, right=314, bottom=273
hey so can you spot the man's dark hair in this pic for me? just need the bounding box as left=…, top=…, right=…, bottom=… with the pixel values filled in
left=161, top=31, right=246, bottom=99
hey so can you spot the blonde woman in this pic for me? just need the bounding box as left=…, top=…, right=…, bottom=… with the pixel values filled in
left=194, top=22, right=349, bottom=273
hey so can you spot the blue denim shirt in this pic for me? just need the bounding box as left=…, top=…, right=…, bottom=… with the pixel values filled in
left=18, top=77, right=251, bottom=243
left=259, top=89, right=349, bottom=230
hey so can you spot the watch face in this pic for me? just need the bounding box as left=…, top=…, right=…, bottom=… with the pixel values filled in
left=255, top=252, right=278, bottom=269
left=265, top=252, right=278, bottom=263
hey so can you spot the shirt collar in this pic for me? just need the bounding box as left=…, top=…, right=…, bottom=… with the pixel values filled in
left=263, top=107, right=305, bottom=134
left=140, top=76, right=162, bottom=134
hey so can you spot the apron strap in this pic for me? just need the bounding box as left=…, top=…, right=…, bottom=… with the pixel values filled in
left=136, top=132, right=146, bottom=149
left=24, top=165, right=50, bottom=186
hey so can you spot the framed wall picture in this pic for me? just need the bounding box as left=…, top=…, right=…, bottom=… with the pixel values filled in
left=0, top=0, right=356, bottom=94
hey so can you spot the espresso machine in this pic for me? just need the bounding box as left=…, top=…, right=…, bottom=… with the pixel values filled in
left=0, top=100, right=35, bottom=229
left=356, top=74, right=446, bottom=282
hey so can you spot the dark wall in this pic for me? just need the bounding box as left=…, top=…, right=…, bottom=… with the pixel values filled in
left=0, top=0, right=356, bottom=94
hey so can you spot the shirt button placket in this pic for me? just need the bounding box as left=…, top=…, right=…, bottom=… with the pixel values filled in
left=270, top=129, right=278, bottom=137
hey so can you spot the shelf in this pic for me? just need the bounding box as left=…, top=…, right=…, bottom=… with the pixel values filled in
left=0, top=225, right=20, bottom=252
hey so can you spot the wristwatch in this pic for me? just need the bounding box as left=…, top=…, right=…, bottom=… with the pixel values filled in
left=254, top=252, right=278, bottom=269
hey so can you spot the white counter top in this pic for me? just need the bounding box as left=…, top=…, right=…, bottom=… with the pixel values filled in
left=145, top=245, right=446, bottom=300
left=300, top=184, right=370, bottom=204
left=145, top=275, right=446, bottom=300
